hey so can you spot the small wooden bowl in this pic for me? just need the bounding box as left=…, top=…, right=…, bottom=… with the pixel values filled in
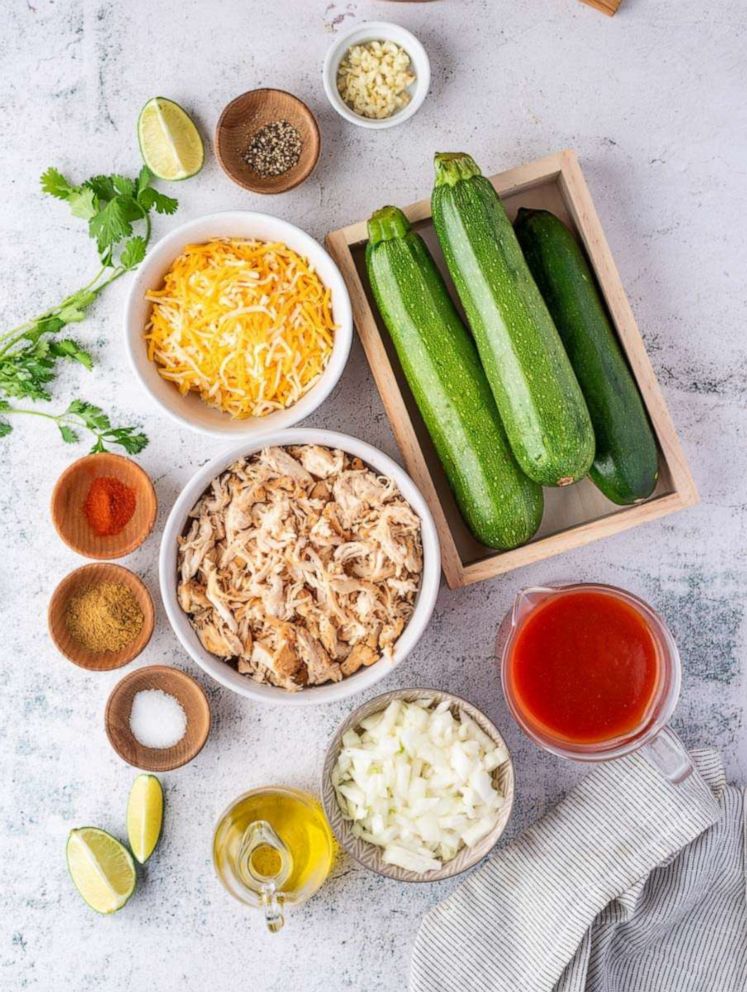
left=48, top=563, right=154, bottom=670
left=105, top=665, right=211, bottom=772
left=51, top=453, right=157, bottom=560
left=322, top=688, right=514, bottom=882
left=215, top=88, right=321, bottom=194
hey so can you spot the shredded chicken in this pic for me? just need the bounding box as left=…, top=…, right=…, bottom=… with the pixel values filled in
left=177, top=445, right=423, bottom=691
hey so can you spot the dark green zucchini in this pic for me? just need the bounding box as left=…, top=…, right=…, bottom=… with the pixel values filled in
left=515, top=207, right=658, bottom=505
left=431, top=152, right=595, bottom=487
left=366, top=205, right=543, bottom=550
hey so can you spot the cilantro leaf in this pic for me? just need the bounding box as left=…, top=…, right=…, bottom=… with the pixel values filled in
left=84, top=175, right=117, bottom=201
left=59, top=424, right=78, bottom=444
left=50, top=339, right=93, bottom=369
left=0, top=421, right=11, bottom=438
left=120, top=236, right=147, bottom=270
left=136, top=165, right=153, bottom=195
left=66, top=399, right=111, bottom=431
left=67, top=187, right=98, bottom=221
left=88, top=197, right=132, bottom=254
left=0, top=341, right=60, bottom=400
left=40, top=167, right=76, bottom=200
left=117, top=194, right=146, bottom=224
left=112, top=175, right=136, bottom=197
left=138, top=186, right=178, bottom=215
left=101, top=426, right=149, bottom=454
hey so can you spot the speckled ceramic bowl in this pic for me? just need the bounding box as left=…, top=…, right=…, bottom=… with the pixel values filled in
left=321, top=688, right=515, bottom=881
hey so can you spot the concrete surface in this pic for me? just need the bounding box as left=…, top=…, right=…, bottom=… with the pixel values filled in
left=1, top=1, right=745, bottom=989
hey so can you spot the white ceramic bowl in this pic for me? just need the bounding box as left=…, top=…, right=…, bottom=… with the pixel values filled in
left=160, top=428, right=441, bottom=706
left=124, top=211, right=353, bottom=437
left=322, top=21, right=430, bottom=130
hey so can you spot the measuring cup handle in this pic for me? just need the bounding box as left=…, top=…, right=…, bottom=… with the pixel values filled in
left=641, top=726, right=693, bottom=785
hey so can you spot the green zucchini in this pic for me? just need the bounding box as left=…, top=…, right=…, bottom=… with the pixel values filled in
left=431, top=152, right=595, bottom=487
left=514, top=207, right=658, bottom=505
left=366, top=205, right=543, bottom=550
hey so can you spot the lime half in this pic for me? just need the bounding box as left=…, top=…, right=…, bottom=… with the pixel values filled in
left=66, top=827, right=136, bottom=914
left=138, top=97, right=204, bottom=181
left=127, top=774, right=164, bottom=864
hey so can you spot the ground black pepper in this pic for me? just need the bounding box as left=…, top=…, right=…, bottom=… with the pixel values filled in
left=243, top=120, right=302, bottom=178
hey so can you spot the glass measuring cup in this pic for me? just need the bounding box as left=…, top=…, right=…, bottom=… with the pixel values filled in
left=497, top=583, right=692, bottom=784
left=212, top=786, right=336, bottom=932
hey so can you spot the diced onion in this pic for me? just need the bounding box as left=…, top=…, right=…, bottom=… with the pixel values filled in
left=332, top=699, right=508, bottom=871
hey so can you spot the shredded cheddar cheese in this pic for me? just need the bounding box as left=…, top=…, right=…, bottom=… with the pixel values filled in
left=144, top=238, right=336, bottom=419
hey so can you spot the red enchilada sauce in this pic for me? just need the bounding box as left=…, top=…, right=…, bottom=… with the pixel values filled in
left=507, top=590, right=660, bottom=745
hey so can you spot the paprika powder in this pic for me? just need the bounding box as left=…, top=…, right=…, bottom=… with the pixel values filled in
left=84, top=476, right=137, bottom=536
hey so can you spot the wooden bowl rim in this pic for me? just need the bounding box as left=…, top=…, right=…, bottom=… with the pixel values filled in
left=50, top=452, right=157, bottom=560
left=104, top=664, right=212, bottom=771
left=321, top=688, right=515, bottom=882
left=47, top=562, right=155, bottom=670
left=215, top=87, right=321, bottom=194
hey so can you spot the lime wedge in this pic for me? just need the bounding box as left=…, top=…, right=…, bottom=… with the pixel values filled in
left=66, top=827, right=136, bottom=914
left=127, top=774, right=164, bottom=864
left=138, top=97, right=204, bottom=181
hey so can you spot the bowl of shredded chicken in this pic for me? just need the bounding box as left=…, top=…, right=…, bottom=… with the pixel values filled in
left=160, top=430, right=441, bottom=705
left=125, top=212, right=352, bottom=437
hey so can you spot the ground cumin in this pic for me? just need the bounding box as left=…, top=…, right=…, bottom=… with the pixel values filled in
left=65, top=581, right=144, bottom=652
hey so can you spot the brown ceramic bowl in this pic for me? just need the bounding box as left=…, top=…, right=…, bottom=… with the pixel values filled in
left=215, top=88, right=321, bottom=194
left=51, top=453, right=157, bottom=560
left=48, top=563, right=154, bottom=671
left=105, top=665, right=211, bottom=772
left=322, top=688, right=515, bottom=882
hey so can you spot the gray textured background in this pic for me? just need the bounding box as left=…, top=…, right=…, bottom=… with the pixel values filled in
left=2, top=2, right=745, bottom=989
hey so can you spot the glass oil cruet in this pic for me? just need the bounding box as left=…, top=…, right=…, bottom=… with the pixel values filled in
left=212, top=786, right=336, bottom=932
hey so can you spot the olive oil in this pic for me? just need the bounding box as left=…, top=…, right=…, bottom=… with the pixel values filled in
left=213, top=787, right=335, bottom=932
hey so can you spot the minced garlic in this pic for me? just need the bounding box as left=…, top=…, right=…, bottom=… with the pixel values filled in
left=336, top=40, right=416, bottom=120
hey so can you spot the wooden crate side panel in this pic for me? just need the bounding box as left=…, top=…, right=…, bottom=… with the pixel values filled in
left=557, top=151, right=698, bottom=507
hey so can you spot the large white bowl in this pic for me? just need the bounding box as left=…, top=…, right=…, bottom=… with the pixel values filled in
left=322, top=21, right=431, bottom=130
left=124, top=211, right=353, bottom=437
left=160, top=428, right=441, bottom=706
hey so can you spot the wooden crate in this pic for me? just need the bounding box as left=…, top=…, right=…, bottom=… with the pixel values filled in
left=325, top=150, right=698, bottom=589
left=579, top=0, right=622, bottom=15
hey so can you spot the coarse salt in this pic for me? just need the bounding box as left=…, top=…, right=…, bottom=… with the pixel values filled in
left=129, top=689, right=187, bottom=749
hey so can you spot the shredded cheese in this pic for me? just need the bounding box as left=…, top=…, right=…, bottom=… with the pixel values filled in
left=144, top=238, right=336, bottom=418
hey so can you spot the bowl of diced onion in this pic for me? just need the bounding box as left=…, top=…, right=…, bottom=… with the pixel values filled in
left=124, top=211, right=353, bottom=437
left=321, top=689, right=514, bottom=881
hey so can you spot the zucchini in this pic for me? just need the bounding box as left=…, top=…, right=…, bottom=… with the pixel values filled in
left=431, top=153, right=595, bottom=487
left=366, top=205, right=543, bottom=549
left=515, top=207, right=658, bottom=505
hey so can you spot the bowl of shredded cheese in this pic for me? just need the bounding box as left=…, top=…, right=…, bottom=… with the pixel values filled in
left=322, top=21, right=430, bottom=129
left=125, top=212, right=352, bottom=436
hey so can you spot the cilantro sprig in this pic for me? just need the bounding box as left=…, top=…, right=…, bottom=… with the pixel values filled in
left=0, top=165, right=178, bottom=452
left=0, top=399, right=148, bottom=455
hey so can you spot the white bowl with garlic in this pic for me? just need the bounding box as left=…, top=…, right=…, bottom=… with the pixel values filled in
left=322, top=22, right=430, bottom=129
left=160, top=429, right=441, bottom=706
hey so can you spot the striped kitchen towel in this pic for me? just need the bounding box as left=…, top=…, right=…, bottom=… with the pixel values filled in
left=410, top=749, right=746, bottom=992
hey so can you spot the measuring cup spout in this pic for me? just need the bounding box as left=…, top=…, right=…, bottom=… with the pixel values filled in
left=511, top=586, right=555, bottom=627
